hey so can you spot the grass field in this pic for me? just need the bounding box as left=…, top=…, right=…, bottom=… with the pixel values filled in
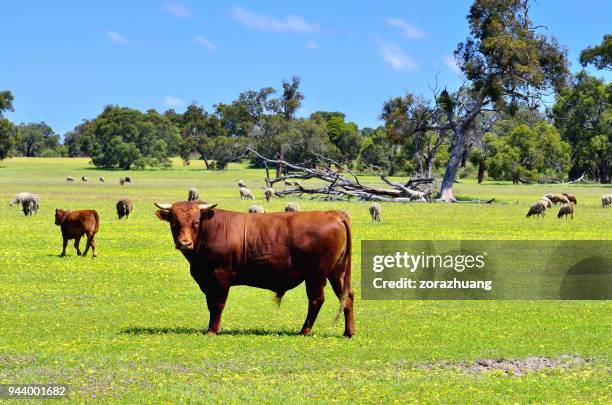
left=1, top=157, right=611, bottom=403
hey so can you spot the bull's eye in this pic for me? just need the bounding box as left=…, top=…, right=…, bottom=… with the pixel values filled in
left=193, top=220, right=200, bottom=228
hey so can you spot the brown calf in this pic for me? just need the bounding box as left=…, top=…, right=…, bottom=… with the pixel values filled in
left=54, top=209, right=100, bottom=257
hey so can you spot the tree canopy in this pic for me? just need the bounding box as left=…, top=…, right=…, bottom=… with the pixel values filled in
left=579, top=34, right=612, bottom=71
left=553, top=71, right=611, bottom=183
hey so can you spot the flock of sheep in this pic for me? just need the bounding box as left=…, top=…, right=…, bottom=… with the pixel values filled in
left=223, top=181, right=301, bottom=214
left=66, top=175, right=131, bottom=185
left=8, top=176, right=611, bottom=227
left=526, top=193, right=578, bottom=219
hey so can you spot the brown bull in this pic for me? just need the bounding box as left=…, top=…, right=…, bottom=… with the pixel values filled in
left=54, top=209, right=99, bottom=257
left=155, top=202, right=354, bottom=337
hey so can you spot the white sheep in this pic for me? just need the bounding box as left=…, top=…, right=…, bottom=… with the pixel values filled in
left=240, top=187, right=255, bottom=200
left=369, top=203, right=381, bottom=223
left=602, top=195, right=612, bottom=208
left=66, top=176, right=74, bottom=182
left=284, top=202, right=300, bottom=212
left=540, top=196, right=553, bottom=208
left=264, top=187, right=275, bottom=202
left=9, top=192, right=40, bottom=216
left=99, top=176, right=105, bottom=182
left=188, top=188, right=200, bottom=202
left=248, top=204, right=265, bottom=213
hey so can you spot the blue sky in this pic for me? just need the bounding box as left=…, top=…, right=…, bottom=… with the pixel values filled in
left=1, top=1, right=610, bottom=135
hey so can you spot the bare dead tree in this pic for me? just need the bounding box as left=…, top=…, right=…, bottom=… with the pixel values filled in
left=248, top=147, right=437, bottom=202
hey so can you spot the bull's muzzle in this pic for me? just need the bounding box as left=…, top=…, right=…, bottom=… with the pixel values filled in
left=176, top=239, right=194, bottom=250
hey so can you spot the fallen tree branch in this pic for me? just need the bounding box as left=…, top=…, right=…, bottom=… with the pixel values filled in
left=247, top=147, right=439, bottom=202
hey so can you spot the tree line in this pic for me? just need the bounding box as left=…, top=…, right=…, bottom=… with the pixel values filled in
left=1, top=1, right=610, bottom=196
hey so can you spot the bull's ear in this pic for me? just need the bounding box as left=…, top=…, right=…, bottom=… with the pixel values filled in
left=156, top=210, right=169, bottom=221
left=199, top=204, right=217, bottom=211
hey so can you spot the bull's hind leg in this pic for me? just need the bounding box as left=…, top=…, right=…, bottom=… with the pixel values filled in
left=89, top=237, right=97, bottom=258
left=328, top=272, right=355, bottom=337
left=74, top=236, right=82, bottom=256
left=300, top=278, right=326, bottom=336
left=82, top=234, right=95, bottom=257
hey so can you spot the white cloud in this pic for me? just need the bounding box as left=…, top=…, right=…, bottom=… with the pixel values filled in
left=164, top=1, right=191, bottom=18
left=163, top=96, right=186, bottom=109
left=444, top=55, right=461, bottom=74
left=231, top=6, right=319, bottom=33
left=377, top=40, right=418, bottom=73
left=194, top=35, right=217, bottom=51
left=107, top=31, right=127, bottom=45
left=306, top=40, right=318, bottom=50
left=385, top=18, right=426, bottom=40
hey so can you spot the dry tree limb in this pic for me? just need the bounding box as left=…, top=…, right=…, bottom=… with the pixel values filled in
left=247, top=147, right=440, bottom=202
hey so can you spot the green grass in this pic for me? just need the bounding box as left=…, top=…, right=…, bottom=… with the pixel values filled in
left=0, top=157, right=611, bottom=403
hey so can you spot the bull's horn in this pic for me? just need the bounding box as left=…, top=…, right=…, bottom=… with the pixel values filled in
left=154, top=203, right=172, bottom=210
left=199, top=203, right=217, bottom=210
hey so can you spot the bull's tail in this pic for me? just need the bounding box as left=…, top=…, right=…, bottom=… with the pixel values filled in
left=93, top=211, right=100, bottom=234
left=333, top=212, right=352, bottom=324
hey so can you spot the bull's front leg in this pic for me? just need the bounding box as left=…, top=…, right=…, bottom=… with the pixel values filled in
left=205, top=288, right=229, bottom=335
left=60, top=237, right=68, bottom=257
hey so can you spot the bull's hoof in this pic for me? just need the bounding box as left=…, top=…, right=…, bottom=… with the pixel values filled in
left=299, top=329, right=312, bottom=336
left=76, top=252, right=81, bottom=256
left=343, top=332, right=354, bottom=338
left=206, top=330, right=217, bottom=336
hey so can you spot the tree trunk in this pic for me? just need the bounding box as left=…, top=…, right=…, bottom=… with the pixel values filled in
left=477, top=160, right=485, bottom=183
left=600, top=161, right=610, bottom=184
left=439, top=129, right=465, bottom=202
left=197, top=149, right=210, bottom=169
left=276, top=150, right=284, bottom=178
left=425, top=154, right=435, bottom=178
left=460, top=147, right=468, bottom=168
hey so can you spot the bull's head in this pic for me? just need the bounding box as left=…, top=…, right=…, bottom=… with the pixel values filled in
left=54, top=209, right=67, bottom=225
left=155, top=202, right=217, bottom=251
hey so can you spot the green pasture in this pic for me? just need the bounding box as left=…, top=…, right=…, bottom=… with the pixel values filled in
left=0, top=158, right=611, bottom=403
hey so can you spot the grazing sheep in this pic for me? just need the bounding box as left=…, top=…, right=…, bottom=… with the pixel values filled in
left=526, top=201, right=546, bottom=218
left=602, top=195, right=612, bottom=208
left=264, top=187, right=274, bottom=202
left=369, top=203, right=381, bottom=223
left=119, top=178, right=125, bottom=185
left=22, top=198, right=40, bottom=216
left=248, top=204, right=265, bottom=213
left=557, top=202, right=575, bottom=219
left=9, top=192, right=40, bottom=216
left=240, top=187, right=255, bottom=200
left=540, top=196, right=553, bottom=209
left=116, top=198, right=133, bottom=219
left=409, top=191, right=426, bottom=201
left=284, top=202, right=300, bottom=212
left=237, top=180, right=246, bottom=188
left=544, top=194, right=570, bottom=205
left=561, top=192, right=577, bottom=205
left=81, top=176, right=88, bottom=182
left=66, top=176, right=74, bottom=182
left=188, top=188, right=200, bottom=202
left=99, top=176, right=105, bottom=182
